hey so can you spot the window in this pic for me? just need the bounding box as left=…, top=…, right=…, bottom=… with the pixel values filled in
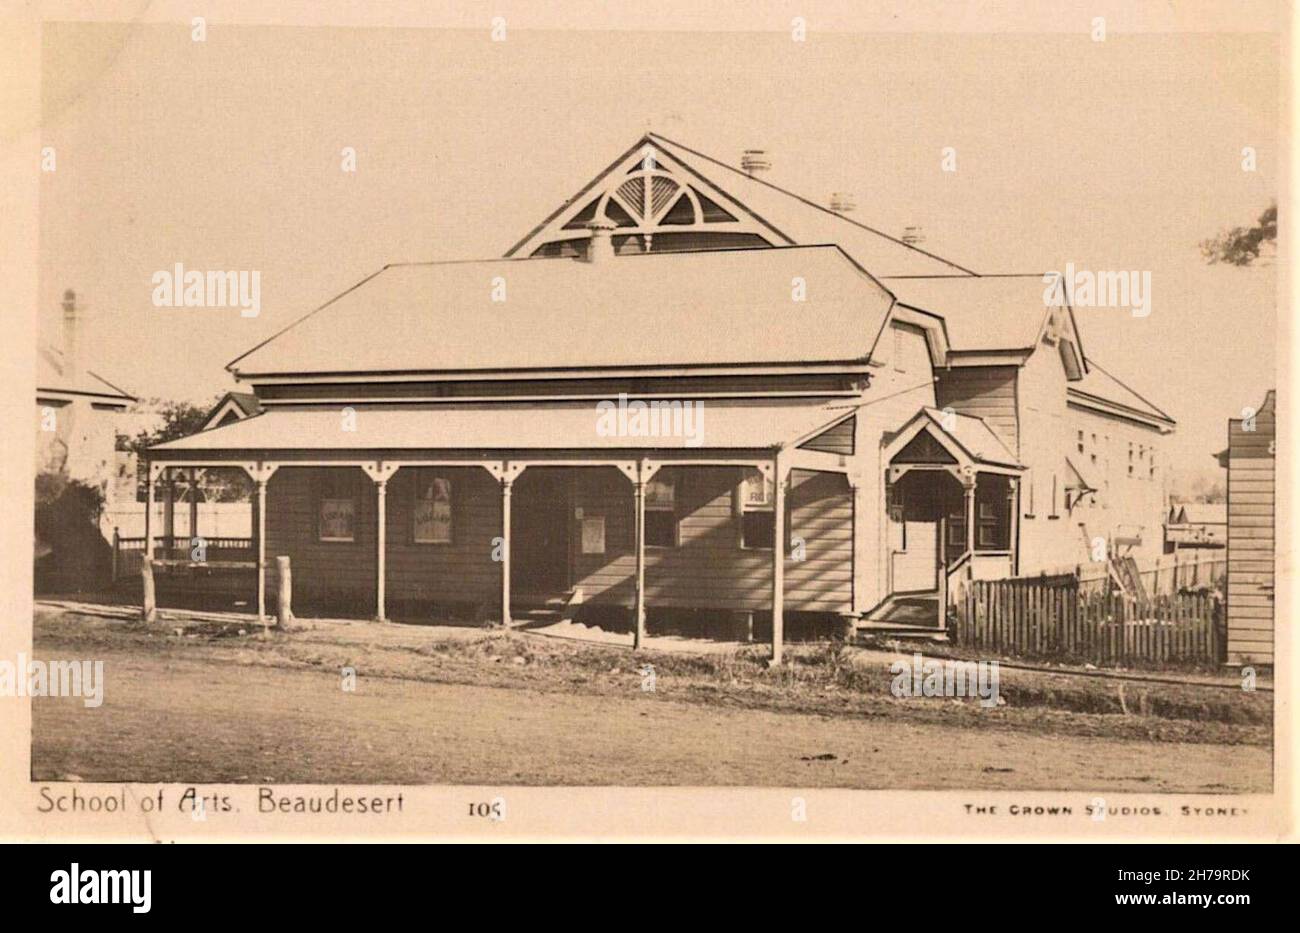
left=977, top=502, right=1002, bottom=548
left=738, top=469, right=775, bottom=550
left=317, top=472, right=356, bottom=542
left=413, top=472, right=453, bottom=544
left=644, top=475, right=677, bottom=548
left=1076, top=430, right=1084, bottom=454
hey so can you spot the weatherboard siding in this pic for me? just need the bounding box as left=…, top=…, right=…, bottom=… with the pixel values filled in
left=570, top=466, right=853, bottom=613
left=264, top=464, right=852, bottom=618
left=1226, top=403, right=1275, bottom=666
left=934, top=366, right=1019, bottom=452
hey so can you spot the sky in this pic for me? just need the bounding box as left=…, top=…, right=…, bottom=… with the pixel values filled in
left=36, top=19, right=1280, bottom=492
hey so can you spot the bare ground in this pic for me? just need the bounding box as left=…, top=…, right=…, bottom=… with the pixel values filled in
left=28, top=606, right=1273, bottom=790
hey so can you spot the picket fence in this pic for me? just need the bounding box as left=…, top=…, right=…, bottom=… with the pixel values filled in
left=952, top=573, right=1224, bottom=666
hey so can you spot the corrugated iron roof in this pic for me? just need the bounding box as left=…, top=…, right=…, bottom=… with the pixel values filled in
left=151, top=399, right=852, bottom=454
left=920, top=407, right=1021, bottom=468
left=228, top=245, right=895, bottom=376
left=884, top=274, right=1055, bottom=352
left=1070, top=359, right=1174, bottom=425
left=643, top=134, right=976, bottom=277
left=36, top=346, right=135, bottom=401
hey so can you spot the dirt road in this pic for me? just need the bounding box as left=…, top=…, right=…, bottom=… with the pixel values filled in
left=31, top=652, right=1269, bottom=791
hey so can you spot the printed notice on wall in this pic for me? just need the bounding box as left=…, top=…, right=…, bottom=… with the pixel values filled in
left=581, top=516, right=605, bottom=555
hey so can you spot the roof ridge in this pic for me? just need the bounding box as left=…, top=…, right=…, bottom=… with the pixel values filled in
left=648, top=132, right=979, bottom=276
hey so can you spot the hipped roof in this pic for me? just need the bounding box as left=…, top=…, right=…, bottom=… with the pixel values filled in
left=228, top=245, right=895, bottom=377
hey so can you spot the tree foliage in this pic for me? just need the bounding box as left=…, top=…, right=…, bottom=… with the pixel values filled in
left=1200, top=203, right=1277, bottom=267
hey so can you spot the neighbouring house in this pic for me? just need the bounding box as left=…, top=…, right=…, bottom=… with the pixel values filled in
left=203, top=391, right=263, bottom=430
left=146, top=134, right=1175, bottom=656
left=1164, top=501, right=1228, bottom=552
left=35, top=289, right=136, bottom=588
left=1217, top=390, right=1275, bottom=665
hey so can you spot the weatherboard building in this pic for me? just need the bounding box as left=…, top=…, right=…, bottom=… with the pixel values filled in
left=147, top=135, right=1175, bottom=658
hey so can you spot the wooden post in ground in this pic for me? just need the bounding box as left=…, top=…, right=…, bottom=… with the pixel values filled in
left=771, top=454, right=787, bottom=665
left=111, top=527, right=120, bottom=583
left=141, top=559, right=156, bottom=623
left=275, top=555, right=292, bottom=627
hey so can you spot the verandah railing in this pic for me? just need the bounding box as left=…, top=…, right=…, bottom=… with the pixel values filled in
left=112, top=533, right=255, bottom=582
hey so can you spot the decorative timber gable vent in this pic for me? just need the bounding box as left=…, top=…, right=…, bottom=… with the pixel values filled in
left=515, top=141, right=777, bottom=258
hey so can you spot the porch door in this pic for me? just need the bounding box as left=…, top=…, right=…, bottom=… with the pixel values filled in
left=511, top=471, right=571, bottom=595
left=893, top=520, right=940, bottom=593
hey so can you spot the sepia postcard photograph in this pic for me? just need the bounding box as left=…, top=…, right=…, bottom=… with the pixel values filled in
left=0, top=0, right=1293, bottom=857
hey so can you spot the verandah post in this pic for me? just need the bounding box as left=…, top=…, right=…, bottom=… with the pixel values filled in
left=771, top=452, right=787, bottom=665
left=144, top=464, right=156, bottom=562
left=256, top=474, right=268, bottom=621
left=375, top=477, right=388, bottom=621
left=633, top=461, right=648, bottom=650
left=500, top=474, right=513, bottom=626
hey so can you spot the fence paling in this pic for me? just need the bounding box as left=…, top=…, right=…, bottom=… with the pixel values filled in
left=952, top=575, right=1219, bottom=665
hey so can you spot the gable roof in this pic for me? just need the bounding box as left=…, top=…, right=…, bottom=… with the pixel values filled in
left=36, top=345, right=135, bottom=402
left=227, top=245, right=896, bottom=377
left=202, top=391, right=263, bottom=429
left=884, top=406, right=1022, bottom=470
left=921, top=407, right=1021, bottom=468
left=507, top=133, right=975, bottom=277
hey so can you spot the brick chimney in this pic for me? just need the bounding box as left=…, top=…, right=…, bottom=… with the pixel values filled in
left=61, top=288, right=80, bottom=382
left=584, top=218, right=617, bottom=263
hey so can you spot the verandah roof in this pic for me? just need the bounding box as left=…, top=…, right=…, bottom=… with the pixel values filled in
left=148, top=400, right=854, bottom=458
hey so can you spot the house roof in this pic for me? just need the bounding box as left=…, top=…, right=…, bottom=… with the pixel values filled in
left=227, top=245, right=896, bottom=377
left=1069, top=359, right=1174, bottom=426
left=882, top=274, right=1063, bottom=353
left=150, top=399, right=854, bottom=455
left=36, top=346, right=135, bottom=402
left=919, top=407, right=1022, bottom=468
left=507, top=133, right=976, bottom=278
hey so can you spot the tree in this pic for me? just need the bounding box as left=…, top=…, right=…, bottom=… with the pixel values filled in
left=119, top=397, right=249, bottom=502
left=1200, top=203, right=1277, bottom=266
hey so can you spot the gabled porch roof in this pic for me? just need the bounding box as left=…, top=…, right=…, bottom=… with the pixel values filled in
left=884, top=407, right=1023, bottom=476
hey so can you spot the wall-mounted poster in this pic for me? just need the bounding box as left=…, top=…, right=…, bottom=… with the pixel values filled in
left=581, top=515, right=606, bottom=555
left=319, top=498, right=356, bottom=542
left=414, top=476, right=453, bottom=544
